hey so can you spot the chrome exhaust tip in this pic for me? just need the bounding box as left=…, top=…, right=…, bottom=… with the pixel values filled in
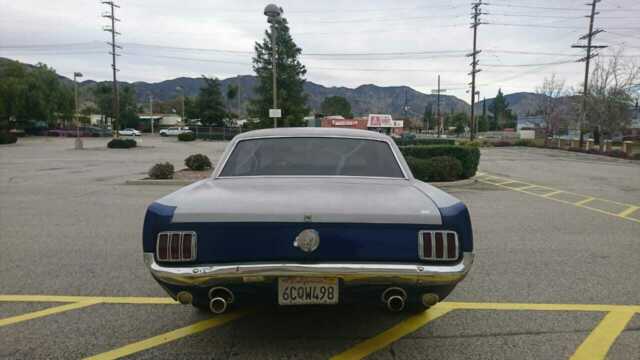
left=176, top=291, right=193, bottom=305
left=386, top=295, right=406, bottom=312
left=421, top=293, right=440, bottom=308
left=208, top=287, right=234, bottom=304
left=209, top=297, right=228, bottom=314
left=382, top=287, right=407, bottom=312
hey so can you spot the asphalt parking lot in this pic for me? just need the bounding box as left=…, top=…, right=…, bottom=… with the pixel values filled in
left=1, top=137, right=639, bottom=359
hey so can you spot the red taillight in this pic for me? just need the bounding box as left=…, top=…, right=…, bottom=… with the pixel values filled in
left=170, top=233, right=181, bottom=260
left=156, top=231, right=197, bottom=262
left=423, top=232, right=433, bottom=258
left=158, top=233, right=168, bottom=260
left=419, top=231, right=458, bottom=261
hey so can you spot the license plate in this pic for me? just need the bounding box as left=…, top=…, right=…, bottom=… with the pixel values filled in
left=278, top=277, right=339, bottom=305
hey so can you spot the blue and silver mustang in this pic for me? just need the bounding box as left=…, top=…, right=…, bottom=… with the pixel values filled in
left=143, top=128, right=474, bottom=313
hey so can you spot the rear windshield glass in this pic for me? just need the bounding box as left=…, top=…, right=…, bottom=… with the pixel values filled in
left=220, top=137, right=404, bottom=178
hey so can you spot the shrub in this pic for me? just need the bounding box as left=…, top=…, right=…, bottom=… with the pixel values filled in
left=394, top=138, right=455, bottom=146
left=458, top=139, right=493, bottom=148
left=107, top=138, right=136, bottom=148
left=148, top=162, right=174, bottom=179
left=178, top=132, right=195, bottom=141
left=399, top=145, right=480, bottom=179
left=196, top=133, right=225, bottom=141
left=0, top=132, right=18, bottom=144
left=492, top=140, right=513, bottom=147
left=605, top=150, right=627, bottom=159
left=185, top=154, right=212, bottom=171
left=406, top=156, right=463, bottom=182
left=514, top=139, right=535, bottom=147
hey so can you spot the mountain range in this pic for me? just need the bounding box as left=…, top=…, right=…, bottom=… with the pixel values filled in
left=1, top=57, right=546, bottom=118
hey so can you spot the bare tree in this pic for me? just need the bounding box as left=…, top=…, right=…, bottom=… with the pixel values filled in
left=536, top=73, right=566, bottom=136
left=584, top=48, right=640, bottom=139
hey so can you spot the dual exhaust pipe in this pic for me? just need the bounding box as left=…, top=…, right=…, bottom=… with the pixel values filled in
left=176, top=287, right=234, bottom=315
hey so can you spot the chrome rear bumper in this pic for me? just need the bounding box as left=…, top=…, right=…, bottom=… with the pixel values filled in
left=144, top=252, right=474, bottom=287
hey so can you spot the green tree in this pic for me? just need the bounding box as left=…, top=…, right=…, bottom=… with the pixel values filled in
left=0, top=61, right=73, bottom=128
left=423, top=104, right=434, bottom=130
left=478, top=99, right=489, bottom=132
left=92, top=83, right=139, bottom=130
left=489, top=89, right=516, bottom=129
left=198, top=76, right=226, bottom=126
left=320, top=96, right=352, bottom=118
left=226, top=84, right=239, bottom=119
left=248, top=16, right=309, bottom=128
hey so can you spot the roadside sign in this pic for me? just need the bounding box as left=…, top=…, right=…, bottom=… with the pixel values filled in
left=269, top=109, right=282, bottom=118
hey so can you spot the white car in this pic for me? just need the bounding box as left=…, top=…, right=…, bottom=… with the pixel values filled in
left=159, top=127, right=192, bottom=136
left=118, top=128, right=141, bottom=136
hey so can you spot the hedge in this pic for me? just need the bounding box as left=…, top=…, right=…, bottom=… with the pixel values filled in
left=394, top=138, right=455, bottom=146
left=399, top=145, right=480, bottom=179
left=185, top=154, right=212, bottom=171
left=178, top=132, right=196, bottom=141
left=107, top=138, right=137, bottom=149
left=406, top=156, right=463, bottom=182
left=0, top=132, right=18, bottom=144
left=148, top=162, right=174, bottom=179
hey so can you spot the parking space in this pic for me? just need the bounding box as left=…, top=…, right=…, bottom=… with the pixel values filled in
left=1, top=138, right=639, bottom=359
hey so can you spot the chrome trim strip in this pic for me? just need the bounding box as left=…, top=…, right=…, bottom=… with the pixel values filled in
left=418, top=230, right=459, bottom=261
left=213, top=136, right=409, bottom=180
left=144, top=252, right=474, bottom=287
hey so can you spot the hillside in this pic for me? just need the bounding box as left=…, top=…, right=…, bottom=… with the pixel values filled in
left=474, top=92, right=547, bottom=117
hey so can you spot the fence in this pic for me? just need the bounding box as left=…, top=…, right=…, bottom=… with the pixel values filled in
left=190, top=127, right=243, bottom=141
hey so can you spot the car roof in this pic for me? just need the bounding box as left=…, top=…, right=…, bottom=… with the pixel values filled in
left=235, top=127, right=391, bottom=141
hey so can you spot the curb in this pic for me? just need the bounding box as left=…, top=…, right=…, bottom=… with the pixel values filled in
left=429, top=178, right=477, bottom=188
left=125, top=179, right=194, bottom=186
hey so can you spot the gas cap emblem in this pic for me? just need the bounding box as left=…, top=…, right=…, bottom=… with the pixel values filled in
left=294, top=229, right=320, bottom=253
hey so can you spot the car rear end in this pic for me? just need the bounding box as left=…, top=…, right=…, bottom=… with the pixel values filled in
left=142, top=128, right=474, bottom=313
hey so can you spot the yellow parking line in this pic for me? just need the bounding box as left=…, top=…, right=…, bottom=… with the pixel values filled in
left=574, top=197, right=595, bottom=206
left=618, top=206, right=639, bottom=218
left=0, top=294, right=176, bottom=305
left=442, top=301, right=640, bottom=313
left=570, top=311, right=635, bottom=360
left=542, top=190, right=564, bottom=197
left=478, top=173, right=640, bottom=225
left=495, top=180, right=515, bottom=185
left=330, top=305, right=452, bottom=360
left=513, top=184, right=537, bottom=191
left=0, top=300, right=101, bottom=327
left=83, top=310, right=249, bottom=360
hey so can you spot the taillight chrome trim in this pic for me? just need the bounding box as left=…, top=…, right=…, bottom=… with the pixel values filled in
left=418, top=230, right=459, bottom=261
left=156, top=231, right=197, bottom=262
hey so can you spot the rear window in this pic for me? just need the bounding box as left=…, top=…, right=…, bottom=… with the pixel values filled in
left=220, top=137, right=404, bottom=178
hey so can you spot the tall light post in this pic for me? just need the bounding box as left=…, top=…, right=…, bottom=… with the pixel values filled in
left=74, top=72, right=83, bottom=149
left=176, top=86, right=185, bottom=125
left=148, top=93, right=154, bottom=134
left=264, top=4, right=283, bottom=128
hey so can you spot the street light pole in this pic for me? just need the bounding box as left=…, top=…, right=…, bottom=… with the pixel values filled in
left=176, top=86, right=185, bottom=125
left=149, top=93, right=154, bottom=134
left=264, top=4, right=283, bottom=128
left=74, top=72, right=83, bottom=149
left=271, top=23, right=278, bottom=128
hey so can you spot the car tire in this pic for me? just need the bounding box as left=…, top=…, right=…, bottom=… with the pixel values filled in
left=160, top=133, right=167, bottom=137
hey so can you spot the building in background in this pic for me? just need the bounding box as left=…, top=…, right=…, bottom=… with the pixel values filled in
left=319, top=114, right=404, bottom=136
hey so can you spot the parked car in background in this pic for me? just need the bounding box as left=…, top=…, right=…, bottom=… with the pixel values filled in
left=159, top=127, right=192, bottom=136
left=83, top=126, right=112, bottom=137
left=118, top=128, right=141, bottom=136
left=143, top=128, right=474, bottom=315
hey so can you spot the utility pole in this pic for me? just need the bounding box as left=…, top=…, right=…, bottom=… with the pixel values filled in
left=431, top=74, right=447, bottom=137
left=148, top=93, right=154, bottom=134
left=467, top=0, right=486, bottom=141
left=572, top=0, right=606, bottom=148
left=271, top=23, right=278, bottom=128
left=74, top=72, right=83, bottom=149
left=102, top=1, right=121, bottom=138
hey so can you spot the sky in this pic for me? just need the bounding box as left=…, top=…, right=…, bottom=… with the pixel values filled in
left=1, top=0, right=639, bottom=102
